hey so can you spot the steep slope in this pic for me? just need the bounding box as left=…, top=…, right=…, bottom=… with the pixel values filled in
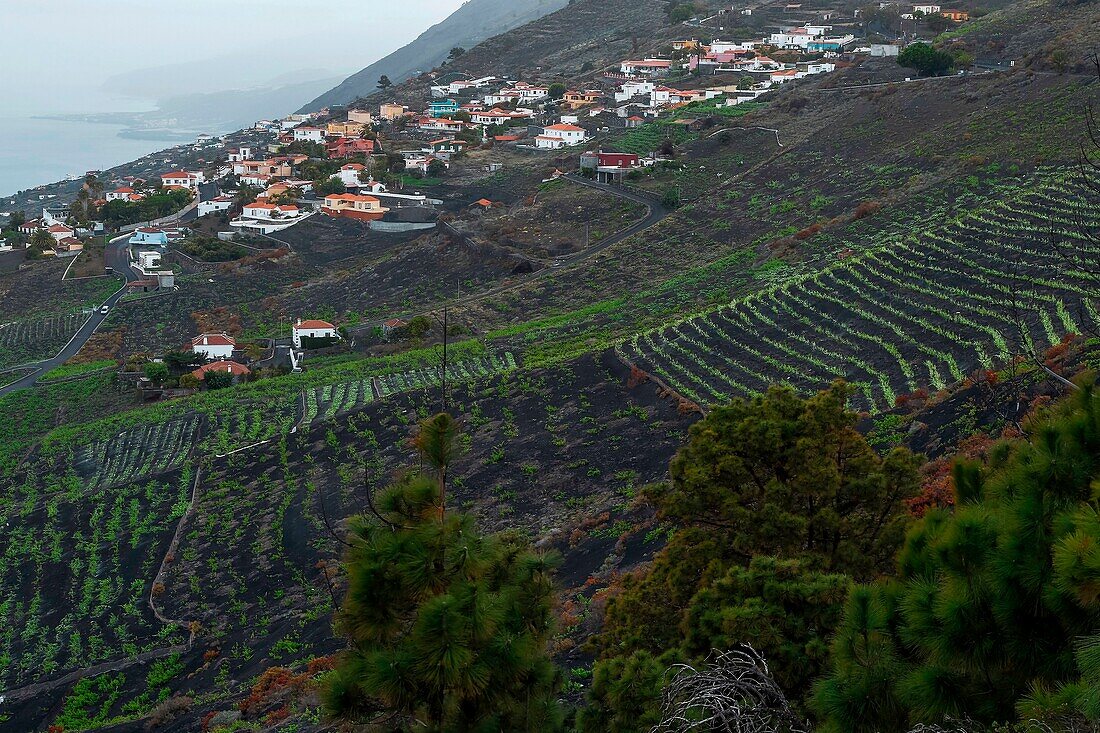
left=322, top=0, right=670, bottom=113
left=301, top=0, right=569, bottom=111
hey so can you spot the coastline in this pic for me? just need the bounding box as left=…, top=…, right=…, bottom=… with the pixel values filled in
left=0, top=116, right=190, bottom=200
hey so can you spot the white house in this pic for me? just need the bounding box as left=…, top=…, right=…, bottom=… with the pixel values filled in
left=292, top=126, right=325, bottom=143
left=337, top=163, right=368, bottom=187
left=47, top=224, right=74, bottom=242
left=768, top=28, right=819, bottom=48
left=619, top=59, right=673, bottom=75
left=292, top=318, right=338, bottom=348
left=430, top=76, right=497, bottom=97
left=534, top=123, right=588, bottom=150
left=470, top=108, right=531, bottom=125
left=615, top=80, right=656, bottom=103
left=240, top=172, right=273, bottom=187
left=197, top=195, right=234, bottom=216
left=241, top=202, right=300, bottom=221
left=191, top=332, right=236, bottom=360
left=106, top=186, right=142, bottom=202
left=281, top=113, right=313, bottom=130
left=227, top=147, right=252, bottom=162
left=913, top=3, right=941, bottom=12
left=708, top=40, right=756, bottom=54
left=161, top=171, right=203, bottom=189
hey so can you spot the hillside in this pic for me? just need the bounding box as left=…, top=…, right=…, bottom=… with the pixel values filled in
left=300, top=0, right=569, bottom=111
left=2, top=0, right=1100, bottom=728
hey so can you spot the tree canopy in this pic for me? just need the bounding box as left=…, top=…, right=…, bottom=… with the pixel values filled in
left=897, top=42, right=955, bottom=76
left=814, top=383, right=1100, bottom=731
left=583, top=382, right=921, bottom=728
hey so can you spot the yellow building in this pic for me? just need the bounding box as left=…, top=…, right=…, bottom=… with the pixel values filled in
left=348, top=109, right=373, bottom=124
left=379, top=103, right=408, bottom=121
left=326, top=121, right=366, bottom=138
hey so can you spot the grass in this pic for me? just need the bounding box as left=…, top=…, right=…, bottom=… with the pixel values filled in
left=40, top=360, right=116, bottom=382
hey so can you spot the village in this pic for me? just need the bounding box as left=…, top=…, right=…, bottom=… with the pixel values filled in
left=0, top=0, right=968, bottom=395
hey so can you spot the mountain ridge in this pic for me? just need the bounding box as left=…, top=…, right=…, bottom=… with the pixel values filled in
left=300, top=0, right=569, bottom=111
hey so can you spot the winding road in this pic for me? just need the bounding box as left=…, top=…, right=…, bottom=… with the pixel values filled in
left=0, top=234, right=140, bottom=397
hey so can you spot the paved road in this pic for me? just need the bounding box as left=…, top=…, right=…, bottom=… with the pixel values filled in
left=0, top=234, right=139, bottom=397
left=348, top=175, right=670, bottom=337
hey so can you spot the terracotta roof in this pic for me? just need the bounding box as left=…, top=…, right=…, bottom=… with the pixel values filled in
left=48, top=225, right=72, bottom=233
left=161, top=171, right=196, bottom=179
left=294, top=319, right=336, bottom=330
left=341, top=163, right=365, bottom=170
left=192, top=333, right=236, bottom=347
left=246, top=202, right=277, bottom=210
left=544, top=123, right=585, bottom=132
left=384, top=318, right=407, bottom=328
left=113, top=186, right=135, bottom=193
left=324, top=194, right=379, bottom=204
left=191, top=360, right=251, bottom=379
left=475, top=198, right=493, bottom=207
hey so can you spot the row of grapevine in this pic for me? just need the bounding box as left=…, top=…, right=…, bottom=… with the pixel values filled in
left=623, top=172, right=1100, bottom=412
left=303, top=352, right=518, bottom=424
left=70, top=417, right=199, bottom=490
left=0, top=313, right=87, bottom=370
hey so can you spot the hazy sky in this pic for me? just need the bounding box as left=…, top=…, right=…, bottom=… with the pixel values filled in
left=0, top=0, right=466, bottom=115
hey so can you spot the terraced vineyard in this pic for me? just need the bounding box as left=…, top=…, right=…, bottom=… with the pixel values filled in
left=0, top=467, right=190, bottom=690
left=0, top=313, right=88, bottom=370
left=622, top=172, right=1100, bottom=411
left=304, top=351, right=518, bottom=423
left=70, top=417, right=200, bottom=490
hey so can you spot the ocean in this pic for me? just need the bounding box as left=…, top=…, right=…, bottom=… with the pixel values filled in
left=0, top=116, right=187, bottom=199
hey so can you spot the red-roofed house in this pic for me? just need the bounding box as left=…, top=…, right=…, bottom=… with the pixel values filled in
left=47, top=224, right=75, bottom=242
left=535, top=123, right=588, bottom=149
left=161, top=171, right=204, bottom=189
left=337, top=163, right=367, bottom=187
left=470, top=108, right=532, bottom=126
left=620, top=58, right=673, bottom=75
left=292, top=126, right=325, bottom=143
left=322, top=193, right=388, bottom=221
left=326, top=137, right=375, bottom=159
left=190, top=360, right=251, bottom=382
left=579, top=150, right=642, bottom=182
left=106, top=186, right=144, bottom=202
left=292, top=318, right=339, bottom=348
left=382, top=318, right=408, bottom=338
left=191, top=332, right=237, bottom=360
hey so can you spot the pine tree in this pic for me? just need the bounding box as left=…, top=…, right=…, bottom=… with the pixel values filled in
left=814, top=384, right=1100, bottom=731
left=584, top=382, right=920, bottom=725
left=324, top=413, right=563, bottom=732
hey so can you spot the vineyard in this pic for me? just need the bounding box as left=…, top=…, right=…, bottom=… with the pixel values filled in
left=0, top=467, right=190, bottom=690
left=303, top=351, right=517, bottom=423
left=0, top=313, right=88, bottom=370
left=69, top=417, right=200, bottom=490
left=622, top=172, right=1100, bottom=411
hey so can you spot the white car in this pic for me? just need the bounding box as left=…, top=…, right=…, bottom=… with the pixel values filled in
left=100, top=305, right=110, bottom=315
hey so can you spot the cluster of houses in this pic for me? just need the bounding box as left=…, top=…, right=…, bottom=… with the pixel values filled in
left=179, top=317, right=341, bottom=387
left=15, top=205, right=100, bottom=258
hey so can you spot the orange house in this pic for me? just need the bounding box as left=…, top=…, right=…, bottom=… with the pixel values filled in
left=941, top=9, right=969, bottom=20
left=321, top=193, right=389, bottom=221
left=562, top=90, right=603, bottom=110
